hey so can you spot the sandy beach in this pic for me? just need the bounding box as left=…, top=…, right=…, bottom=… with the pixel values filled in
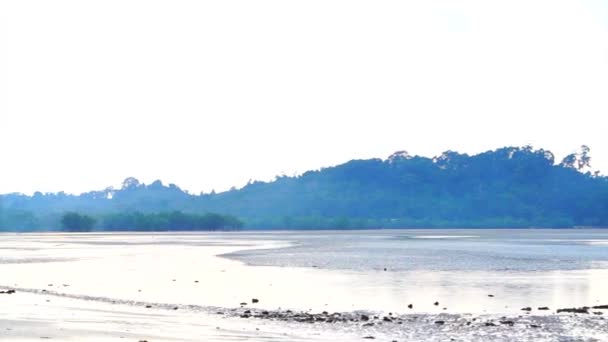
left=1, top=232, right=608, bottom=341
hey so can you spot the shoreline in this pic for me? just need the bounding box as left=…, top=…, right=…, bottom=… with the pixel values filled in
left=2, top=227, right=608, bottom=237
left=1, top=231, right=608, bottom=341
left=2, top=286, right=607, bottom=342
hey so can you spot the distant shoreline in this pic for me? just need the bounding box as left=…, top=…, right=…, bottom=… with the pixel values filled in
left=2, top=226, right=608, bottom=233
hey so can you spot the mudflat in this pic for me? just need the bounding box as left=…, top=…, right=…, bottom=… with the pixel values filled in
left=1, top=231, right=607, bottom=341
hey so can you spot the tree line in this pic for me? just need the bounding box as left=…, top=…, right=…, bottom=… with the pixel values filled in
left=1, top=145, right=607, bottom=231
left=59, top=211, right=243, bottom=232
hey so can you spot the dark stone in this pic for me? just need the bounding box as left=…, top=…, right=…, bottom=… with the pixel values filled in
left=557, top=307, right=589, bottom=314
left=530, top=324, right=541, bottom=328
left=592, top=305, right=608, bottom=309
left=408, top=304, right=413, bottom=309
left=484, top=322, right=497, bottom=326
left=435, top=320, right=445, bottom=325
left=252, top=298, right=259, bottom=304
left=363, top=337, right=375, bottom=340
left=145, top=305, right=152, bottom=308
left=538, top=307, right=550, bottom=311
left=434, top=302, right=439, bottom=306
left=360, top=314, right=370, bottom=321
left=383, top=316, right=392, bottom=322
left=488, top=295, right=494, bottom=297
left=500, top=320, right=515, bottom=326
left=521, top=307, right=532, bottom=311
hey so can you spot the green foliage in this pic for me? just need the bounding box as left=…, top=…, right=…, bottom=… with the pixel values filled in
left=207, top=145, right=608, bottom=229
left=101, top=211, right=243, bottom=231
left=60, top=212, right=96, bottom=232
left=0, top=210, right=40, bottom=231
left=0, top=145, right=607, bottom=231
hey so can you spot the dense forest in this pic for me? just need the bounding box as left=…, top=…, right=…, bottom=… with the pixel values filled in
left=1, top=145, right=607, bottom=231
left=56, top=211, right=243, bottom=232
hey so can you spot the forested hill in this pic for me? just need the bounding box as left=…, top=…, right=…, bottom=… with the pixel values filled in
left=1, top=146, right=607, bottom=231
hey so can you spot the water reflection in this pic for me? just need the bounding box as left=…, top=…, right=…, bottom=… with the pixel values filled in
left=0, top=231, right=607, bottom=315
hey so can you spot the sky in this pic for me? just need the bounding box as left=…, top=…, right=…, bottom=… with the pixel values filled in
left=0, top=0, right=607, bottom=195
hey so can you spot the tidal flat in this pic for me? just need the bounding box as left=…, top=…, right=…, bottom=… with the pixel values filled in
left=1, top=230, right=608, bottom=341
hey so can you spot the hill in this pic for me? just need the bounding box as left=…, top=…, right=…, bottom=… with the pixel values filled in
left=1, top=146, right=607, bottom=230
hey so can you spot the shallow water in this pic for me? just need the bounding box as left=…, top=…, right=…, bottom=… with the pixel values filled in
left=226, top=229, right=608, bottom=272
left=1, top=230, right=607, bottom=341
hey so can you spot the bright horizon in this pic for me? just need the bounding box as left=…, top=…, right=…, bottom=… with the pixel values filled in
left=1, top=0, right=607, bottom=195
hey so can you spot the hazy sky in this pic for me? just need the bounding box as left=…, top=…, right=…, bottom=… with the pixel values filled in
left=1, top=0, right=607, bottom=195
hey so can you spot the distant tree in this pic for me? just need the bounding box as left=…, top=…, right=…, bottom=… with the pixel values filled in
left=121, top=177, right=141, bottom=189
left=1, top=145, right=607, bottom=231
left=561, top=145, right=592, bottom=170
left=61, top=212, right=96, bottom=232
left=0, top=208, right=40, bottom=232
left=101, top=211, right=243, bottom=231
left=578, top=145, right=591, bottom=170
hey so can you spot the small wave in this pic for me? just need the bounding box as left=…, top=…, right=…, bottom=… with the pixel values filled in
left=586, top=241, right=608, bottom=246
left=0, top=284, right=225, bottom=314
left=546, top=239, right=608, bottom=245
left=0, top=257, right=76, bottom=264
left=412, top=235, right=480, bottom=239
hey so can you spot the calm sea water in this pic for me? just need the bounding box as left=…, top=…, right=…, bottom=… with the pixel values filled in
left=2, top=230, right=608, bottom=341
left=2, top=229, right=608, bottom=315
left=226, top=229, right=608, bottom=272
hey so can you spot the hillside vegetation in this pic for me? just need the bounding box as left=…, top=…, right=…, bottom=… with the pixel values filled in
left=1, top=146, right=606, bottom=231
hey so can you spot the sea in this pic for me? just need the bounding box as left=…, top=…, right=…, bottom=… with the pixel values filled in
left=1, top=229, right=607, bottom=341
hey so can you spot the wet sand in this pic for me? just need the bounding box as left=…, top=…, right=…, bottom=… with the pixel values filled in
left=1, top=232, right=608, bottom=341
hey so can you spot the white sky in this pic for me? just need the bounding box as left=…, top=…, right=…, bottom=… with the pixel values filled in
left=0, top=0, right=607, bottom=195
